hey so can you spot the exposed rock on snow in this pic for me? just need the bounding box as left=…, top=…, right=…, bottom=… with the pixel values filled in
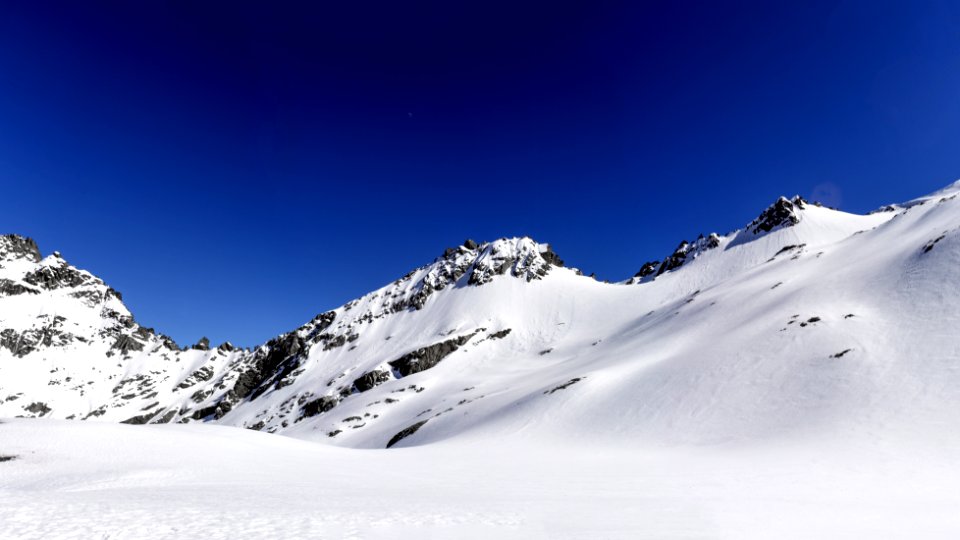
left=746, top=196, right=806, bottom=235
left=1, top=182, right=960, bottom=451
left=388, top=331, right=479, bottom=377
left=0, top=279, right=39, bottom=297
left=633, top=261, right=660, bottom=279
left=0, top=234, right=41, bottom=263
left=386, top=420, right=428, bottom=448
left=353, top=369, right=391, bottom=392
left=544, top=377, right=583, bottom=395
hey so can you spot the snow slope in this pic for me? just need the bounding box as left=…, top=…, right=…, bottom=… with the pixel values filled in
left=3, top=182, right=960, bottom=538
left=1, top=184, right=959, bottom=452
left=2, top=419, right=960, bottom=540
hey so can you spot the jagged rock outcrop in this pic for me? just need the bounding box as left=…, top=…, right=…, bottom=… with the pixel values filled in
left=0, top=234, right=41, bottom=263
left=746, top=196, right=806, bottom=235
left=634, top=261, right=660, bottom=279
left=353, top=369, right=392, bottom=392
left=388, top=331, right=479, bottom=377
left=656, top=234, right=721, bottom=276
left=631, top=195, right=811, bottom=284
left=0, top=279, right=39, bottom=297
left=112, top=335, right=145, bottom=355
left=23, top=260, right=92, bottom=290
left=632, top=233, right=722, bottom=282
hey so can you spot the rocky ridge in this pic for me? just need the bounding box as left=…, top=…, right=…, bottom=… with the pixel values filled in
left=2, top=184, right=957, bottom=449
left=0, top=235, right=568, bottom=437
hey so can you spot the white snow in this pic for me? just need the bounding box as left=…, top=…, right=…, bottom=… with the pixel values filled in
left=3, top=419, right=960, bottom=539
left=2, top=183, right=960, bottom=538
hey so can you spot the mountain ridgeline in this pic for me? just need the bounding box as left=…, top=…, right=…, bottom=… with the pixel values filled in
left=2, top=182, right=960, bottom=448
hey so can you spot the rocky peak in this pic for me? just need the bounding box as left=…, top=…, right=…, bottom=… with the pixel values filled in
left=632, top=233, right=722, bottom=283
left=0, top=234, right=42, bottom=264
left=745, top=196, right=806, bottom=236
left=464, top=237, right=562, bottom=285
left=634, top=261, right=661, bottom=279
left=23, top=257, right=97, bottom=291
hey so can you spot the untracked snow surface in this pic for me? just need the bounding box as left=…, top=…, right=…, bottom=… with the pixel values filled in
left=3, top=183, right=960, bottom=538
left=3, top=419, right=960, bottom=539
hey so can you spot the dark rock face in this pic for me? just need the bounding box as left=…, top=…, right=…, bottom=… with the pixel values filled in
left=177, top=366, right=214, bottom=389
left=1, top=329, right=29, bottom=357
left=233, top=330, right=311, bottom=401
left=112, top=335, right=144, bottom=355
left=23, top=263, right=90, bottom=290
left=652, top=233, right=722, bottom=278
left=0, top=279, right=39, bottom=296
left=24, top=402, right=51, bottom=416
left=657, top=241, right=691, bottom=276
left=0, top=234, right=41, bottom=263
left=191, top=337, right=210, bottom=351
left=540, top=245, right=564, bottom=267
left=746, top=196, right=804, bottom=235
left=0, top=455, right=17, bottom=463
left=487, top=329, right=512, bottom=340
left=386, top=420, right=428, bottom=448
left=121, top=411, right=157, bottom=425
left=160, top=335, right=180, bottom=351
left=303, top=312, right=337, bottom=341
left=321, top=334, right=348, bottom=350
left=634, top=261, right=661, bottom=279
left=463, top=239, right=479, bottom=250
left=388, top=331, right=478, bottom=377
left=190, top=403, right=223, bottom=420
left=353, top=369, right=391, bottom=392
left=153, top=410, right=177, bottom=424
left=702, top=232, right=722, bottom=249
left=302, top=396, right=338, bottom=418
left=133, top=326, right=155, bottom=341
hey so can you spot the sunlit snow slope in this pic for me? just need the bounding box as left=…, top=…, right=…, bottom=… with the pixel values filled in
left=2, top=182, right=960, bottom=449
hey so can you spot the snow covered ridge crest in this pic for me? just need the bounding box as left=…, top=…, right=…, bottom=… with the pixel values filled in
left=2, top=180, right=960, bottom=449
left=631, top=195, right=808, bottom=282
left=335, top=237, right=565, bottom=315
left=744, top=195, right=806, bottom=236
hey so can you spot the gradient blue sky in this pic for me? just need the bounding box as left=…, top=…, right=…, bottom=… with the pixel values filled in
left=2, top=1, right=959, bottom=346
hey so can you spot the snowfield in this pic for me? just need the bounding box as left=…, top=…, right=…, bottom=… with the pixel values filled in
left=3, top=181, right=960, bottom=538
left=3, top=419, right=960, bottom=539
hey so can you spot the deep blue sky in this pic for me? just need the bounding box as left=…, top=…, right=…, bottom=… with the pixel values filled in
left=2, top=1, right=959, bottom=346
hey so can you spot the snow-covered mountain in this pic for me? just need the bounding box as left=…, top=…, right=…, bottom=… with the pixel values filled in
left=3, top=181, right=960, bottom=449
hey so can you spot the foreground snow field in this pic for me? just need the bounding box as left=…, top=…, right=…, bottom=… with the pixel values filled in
left=2, top=419, right=960, bottom=540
